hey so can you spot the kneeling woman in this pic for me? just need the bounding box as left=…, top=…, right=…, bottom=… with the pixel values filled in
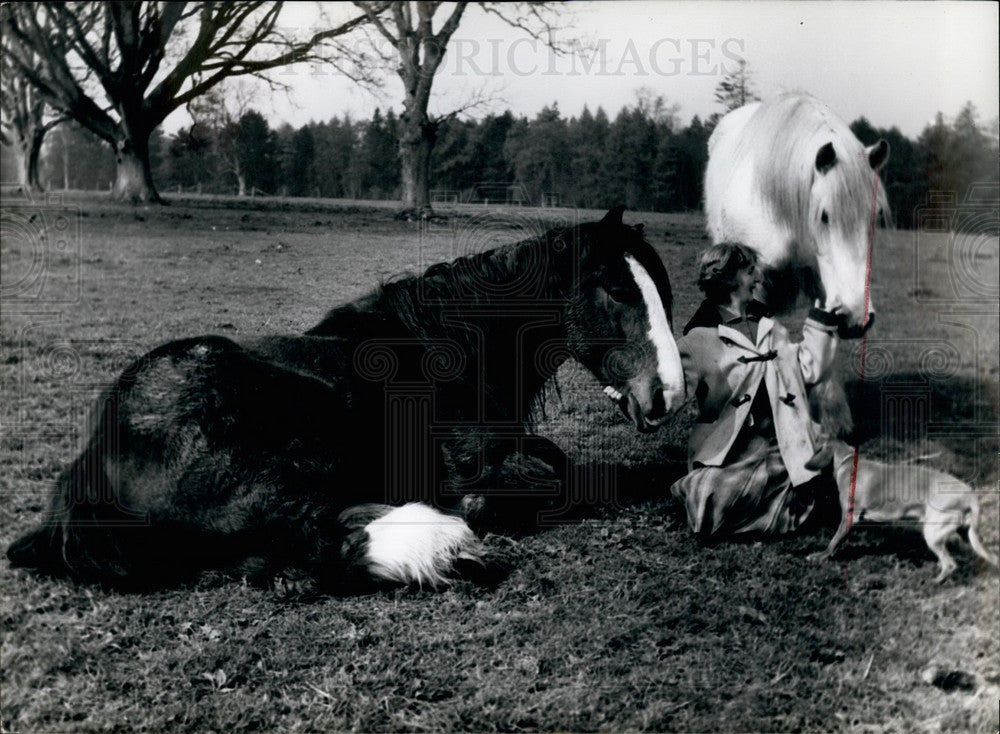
left=672, top=243, right=840, bottom=536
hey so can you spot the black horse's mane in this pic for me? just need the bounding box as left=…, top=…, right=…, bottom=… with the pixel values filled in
left=306, top=216, right=670, bottom=425
left=309, top=218, right=672, bottom=339
left=389, top=226, right=575, bottom=314
left=309, top=223, right=583, bottom=340
left=306, top=222, right=595, bottom=424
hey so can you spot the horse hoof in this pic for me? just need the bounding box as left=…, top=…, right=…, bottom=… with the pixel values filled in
left=807, top=551, right=830, bottom=563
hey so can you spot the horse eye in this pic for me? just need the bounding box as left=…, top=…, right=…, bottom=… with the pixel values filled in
left=607, top=285, right=639, bottom=304
left=821, top=211, right=829, bottom=225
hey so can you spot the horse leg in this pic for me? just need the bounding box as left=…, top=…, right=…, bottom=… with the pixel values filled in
left=440, top=433, right=569, bottom=532
left=303, top=502, right=487, bottom=592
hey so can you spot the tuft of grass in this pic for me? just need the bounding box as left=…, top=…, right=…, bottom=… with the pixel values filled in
left=1, top=195, right=997, bottom=731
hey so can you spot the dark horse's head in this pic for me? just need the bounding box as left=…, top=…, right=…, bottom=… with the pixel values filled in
left=341, top=206, right=686, bottom=433
left=565, top=206, right=684, bottom=432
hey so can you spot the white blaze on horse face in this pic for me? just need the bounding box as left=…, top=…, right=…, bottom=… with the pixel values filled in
left=623, top=254, right=684, bottom=411
left=810, top=182, right=872, bottom=325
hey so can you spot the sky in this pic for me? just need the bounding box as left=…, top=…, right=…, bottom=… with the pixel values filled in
left=163, top=1, right=1000, bottom=139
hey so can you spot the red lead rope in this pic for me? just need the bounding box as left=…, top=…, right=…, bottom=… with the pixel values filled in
left=844, top=161, right=884, bottom=579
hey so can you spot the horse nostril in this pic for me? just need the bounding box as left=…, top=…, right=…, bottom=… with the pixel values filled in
left=649, top=386, right=667, bottom=419
left=837, top=312, right=876, bottom=339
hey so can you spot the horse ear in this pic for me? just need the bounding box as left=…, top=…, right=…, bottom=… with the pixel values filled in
left=815, top=142, right=837, bottom=174
left=867, top=139, right=890, bottom=170
left=600, top=206, right=626, bottom=227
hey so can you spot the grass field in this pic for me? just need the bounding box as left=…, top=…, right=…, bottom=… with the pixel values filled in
left=1, top=192, right=998, bottom=732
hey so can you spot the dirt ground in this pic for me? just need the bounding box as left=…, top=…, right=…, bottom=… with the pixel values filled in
left=1, top=192, right=997, bottom=732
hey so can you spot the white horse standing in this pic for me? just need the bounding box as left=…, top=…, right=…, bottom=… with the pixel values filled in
left=705, top=94, right=890, bottom=436
left=705, top=94, right=889, bottom=336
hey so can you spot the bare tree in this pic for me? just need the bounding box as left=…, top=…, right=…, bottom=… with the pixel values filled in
left=633, top=87, right=682, bottom=132
left=353, top=1, right=571, bottom=216
left=0, top=24, right=67, bottom=192
left=714, top=58, right=760, bottom=113
left=185, top=81, right=254, bottom=196
left=1, top=2, right=376, bottom=203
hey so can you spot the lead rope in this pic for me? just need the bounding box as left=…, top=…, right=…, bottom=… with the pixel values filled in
left=843, top=158, right=883, bottom=584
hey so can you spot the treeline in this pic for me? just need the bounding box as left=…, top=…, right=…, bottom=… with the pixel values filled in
left=23, top=100, right=1000, bottom=229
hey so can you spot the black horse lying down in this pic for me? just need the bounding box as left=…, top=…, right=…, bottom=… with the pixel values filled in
left=8, top=207, right=684, bottom=591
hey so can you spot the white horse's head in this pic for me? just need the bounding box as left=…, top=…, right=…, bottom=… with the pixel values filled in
left=705, top=95, right=892, bottom=339
left=807, top=137, right=889, bottom=337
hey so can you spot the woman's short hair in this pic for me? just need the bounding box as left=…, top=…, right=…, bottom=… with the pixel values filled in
left=697, top=242, right=759, bottom=302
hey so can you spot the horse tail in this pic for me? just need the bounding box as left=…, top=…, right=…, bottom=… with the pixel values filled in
left=332, top=503, right=485, bottom=590
left=965, top=501, right=1000, bottom=571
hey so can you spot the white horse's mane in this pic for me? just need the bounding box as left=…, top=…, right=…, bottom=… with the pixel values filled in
left=732, top=94, right=890, bottom=257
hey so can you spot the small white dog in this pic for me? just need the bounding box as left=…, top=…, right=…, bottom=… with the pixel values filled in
left=805, top=439, right=999, bottom=582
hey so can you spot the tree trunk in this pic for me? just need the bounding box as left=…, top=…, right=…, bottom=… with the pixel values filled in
left=12, top=143, right=30, bottom=192
left=26, top=129, right=44, bottom=191
left=112, top=129, right=161, bottom=203
left=12, top=131, right=44, bottom=192
left=62, top=143, right=69, bottom=190
left=398, top=113, right=435, bottom=216
left=236, top=170, right=247, bottom=197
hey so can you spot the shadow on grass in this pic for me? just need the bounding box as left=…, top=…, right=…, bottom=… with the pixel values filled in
left=845, top=372, right=1000, bottom=447
left=502, top=456, right=689, bottom=529
left=804, top=523, right=995, bottom=575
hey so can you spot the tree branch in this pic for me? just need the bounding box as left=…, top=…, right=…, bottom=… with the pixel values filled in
left=475, top=2, right=573, bottom=55
left=354, top=1, right=399, bottom=47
